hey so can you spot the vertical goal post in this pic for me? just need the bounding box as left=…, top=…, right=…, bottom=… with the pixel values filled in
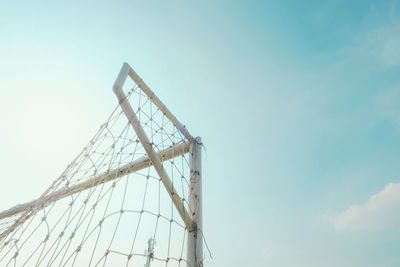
left=112, top=63, right=203, bottom=267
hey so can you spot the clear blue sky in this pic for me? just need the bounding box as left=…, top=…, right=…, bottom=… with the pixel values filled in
left=1, top=1, right=400, bottom=266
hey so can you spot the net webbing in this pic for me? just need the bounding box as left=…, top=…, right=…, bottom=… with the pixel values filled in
left=0, top=80, right=194, bottom=266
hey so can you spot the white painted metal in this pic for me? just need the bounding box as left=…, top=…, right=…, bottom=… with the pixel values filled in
left=187, top=137, right=203, bottom=267
left=0, top=142, right=190, bottom=220
left=118, top=62, right=194, bottom=143
left=113, top=64, right=194, bottom=230
left=0, top=63, right=204, bottom=265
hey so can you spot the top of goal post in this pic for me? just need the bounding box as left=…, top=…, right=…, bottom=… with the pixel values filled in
left=110, top=62, right=199, bottom=232
left=114, top=62, right=195, bottom=144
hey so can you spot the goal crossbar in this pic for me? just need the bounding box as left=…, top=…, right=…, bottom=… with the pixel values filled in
left=0, top=141, right=190, bottom=221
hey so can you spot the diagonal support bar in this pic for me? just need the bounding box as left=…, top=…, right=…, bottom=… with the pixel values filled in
left=0, top=142, right=190, bottom=221
left=113, top=63, right=195, bottom=230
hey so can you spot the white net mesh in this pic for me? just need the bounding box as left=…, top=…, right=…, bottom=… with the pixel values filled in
left=0, top=75, right=195, bottom=266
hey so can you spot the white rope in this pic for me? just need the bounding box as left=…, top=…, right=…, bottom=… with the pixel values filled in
left=0, top=79, right=195, bottom=267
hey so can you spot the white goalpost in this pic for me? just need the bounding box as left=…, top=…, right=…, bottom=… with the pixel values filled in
left=0, top=63, right=204, bottom=267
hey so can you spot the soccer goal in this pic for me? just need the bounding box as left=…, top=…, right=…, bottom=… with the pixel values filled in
left=0, top=63, right=203, bottom=267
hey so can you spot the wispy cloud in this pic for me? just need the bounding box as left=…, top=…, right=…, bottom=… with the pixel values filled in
left=364, top=24, right=400, bottom=66
left=334, top=182, right=400, bottom=231
left=348, top=21, right=400, bottom=67
left=374, top=84, right=400, bottom=131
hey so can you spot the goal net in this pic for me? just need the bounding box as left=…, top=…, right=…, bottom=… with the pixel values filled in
left=0, top=63, right=203, bottom=267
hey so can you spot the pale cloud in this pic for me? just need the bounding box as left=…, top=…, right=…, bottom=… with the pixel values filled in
left=374, top=84, right=400, bottom=131
left=382, top=35, right=400, bottom=65
left=261, top=246, right=269, bottom=257
left=357, top=22, right=400, bottom=67
left=334, top=182, right=400, bottom=231
left=333, top=20, right=400, bottom=68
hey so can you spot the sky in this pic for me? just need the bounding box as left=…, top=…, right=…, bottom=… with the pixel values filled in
left=1, top=0, right=400, bottom=266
